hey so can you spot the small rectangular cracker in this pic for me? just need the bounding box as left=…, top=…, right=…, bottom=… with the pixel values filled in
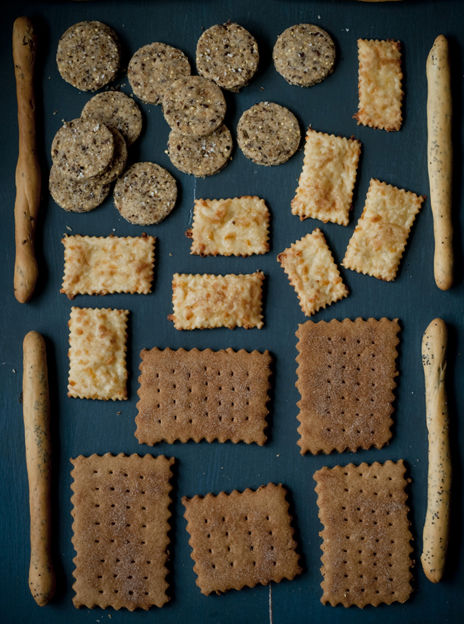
left=182, top=483, right=301, bottom=595
left=169, top=272, right=264, bottom=330
left=187, top=196, right=270, bottom=256
left=277, top=229, right=348, bottom=317
left=355, top=39, right=403, bottom=131
left=291, top=129, right=361, bottom=225
left=314, top=460, right=413, bottom=608
left=342, top=179, right=425, bottom=281
left=296, top=318, right=400, bottom=455
left=71, top=453, right=174, bottom=610
left=136, top=348, right=271, bottom=445
left=61, top=234, right=155, bottom=298
left=67, top=307, right=129, bottom=400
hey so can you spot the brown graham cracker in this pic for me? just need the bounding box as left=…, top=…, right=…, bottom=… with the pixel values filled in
left=135, top=348, right=271, bottom=445
left=182, top=483, right=301, bottom=595
left=314, top=460, right=413, bottom=608
left=70, top=453, right=174, bottom=610
left=296, top=318, right=400, bottom=455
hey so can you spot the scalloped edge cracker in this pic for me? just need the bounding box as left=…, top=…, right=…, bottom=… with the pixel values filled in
left=169, top=272, right=264, bottom=330
left=61, top=234, right=155, bottom=298
left=187, top=196, right=270, bottom=256
left=182, top=483, right=301, bottom=595
left=67, top=307, right=129, bottom=400
left=277, top=229, right=348, bottom=317
left=342, top=179, right=425, bottom=281
left=354, top=39, right=403, bottom=131
left=291, top=129, right=361, bottom=225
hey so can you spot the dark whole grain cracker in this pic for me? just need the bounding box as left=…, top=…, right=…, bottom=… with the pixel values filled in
left=49, top=164, right=111, bottom=213
left=167, top=125, right=232, bottom=177
left=70, top=453, right=174, bottom=610
left=313, top=460, right=413, bottom=608
left=135, top=347, right=272, bottom=445
left=295, top=318, right=400, bottom=455
left=81, top=91, right=143, bottom=145
left=182, top=483, right=301, bottom=595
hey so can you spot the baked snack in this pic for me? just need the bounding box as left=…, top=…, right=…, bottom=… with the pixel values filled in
left=81, top=91, right=143, bottom=145
left=49, top=165, right=111, bottom=213
left=167, top=125, right=232, bottom=177
left=96, top=129, right=128, bottom=184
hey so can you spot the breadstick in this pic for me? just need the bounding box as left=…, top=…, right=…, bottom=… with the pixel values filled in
left=427, top=35, right=453, bottom=291
left=13, top=17, right=41, bottom=303
left=22, top=331, right=55, bottom=605
left=421, top=318, right=451, bottom=583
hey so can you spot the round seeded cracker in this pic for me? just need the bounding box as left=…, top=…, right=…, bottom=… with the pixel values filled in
left=167, top=125, right=232, bottom=177
left=81, top=91, right=143, bottom=145
left=97, top=128, right=128, bottom=184
left=49, top=165, right=111, bottom=213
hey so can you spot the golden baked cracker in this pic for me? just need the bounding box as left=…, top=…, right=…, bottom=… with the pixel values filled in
left=61, top=234, right=155, bottom=298
left=71, top=453, right=174, bottom=610
left=314, top=460, right=413, bottom=608
left=342, top=179, right=425, bottom=281
left=135, top=348, right=271, bottom=445
left=355, top=39, right=403, bottom=131
left=67, top=307, right=129, bottom=400
left=169, top=272, right=264, bottom=330
left=277, top=229, right=348, bottom=317
left=182, top=483, right=301, bottom=595
left=296, top=318, right=400, bottom=455
left=187, top=196, right=269, bottom=256
left=291, top=129, right=361, bottom=225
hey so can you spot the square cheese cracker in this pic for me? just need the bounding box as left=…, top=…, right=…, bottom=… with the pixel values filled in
left=342, top=179, right=424, bottom=281
left=291, top=129, right=361, bottom=225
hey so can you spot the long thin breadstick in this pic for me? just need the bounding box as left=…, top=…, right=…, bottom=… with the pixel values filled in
left=13, top=17, right=41, bottom=303
left=427, top=35, right=453, bottom=291
left=22, top=331, right=55, bottom=605
left=421, top=318, right=451, bottom=583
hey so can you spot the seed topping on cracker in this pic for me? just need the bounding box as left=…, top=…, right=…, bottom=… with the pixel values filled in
left=167, top=125, right=233, bottom=177
left=81, top=91, right=143, bottom=145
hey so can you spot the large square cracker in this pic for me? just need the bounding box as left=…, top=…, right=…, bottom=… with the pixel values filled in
left=296, top=318, right=400, bottom=455
left=314, top=460, right=413, bottom=608
left=67, top=307, right=129, bottom=400
left=291, top=129, right=361, bottom=225
left=61, top=234, right=155, bottom=298
left=70, top=453, right=174, bottom=610
left=355, top=39, right=403, bottom=131
left=342, top=179, right=424, bottom=281
left=187, top=196, right=269, bottom=256
left=136, top=348, right=271, bottom=445
left=169, top=272, right=264, bottom=330
left=277, top=229, right=348, bottom=317
left=182, top=483, right=301, bottom=595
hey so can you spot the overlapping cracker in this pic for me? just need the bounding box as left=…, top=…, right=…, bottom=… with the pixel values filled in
left=296, top=318, right=400, bottom=455
left=342, top=179, right=425, bottom=281
left=135, top=348, right=271, bottom=445
left=67, top=307, right=129, bottom=400
left=355, top=39, right=403, bottom=131
left=61, top=235, right=155, bottom=298
left=182, top=483, right=301, bottom=595
left=70, top=453, right=174, bottom=610
left=291, top=129, right=361, bottom=225
left=314, top=460, right=413, bottom=608
left=277, top=229, right=348, bottom=317
left=187, top=196, right=270, bottom=256
left=169, top=272, right=264, bottom=330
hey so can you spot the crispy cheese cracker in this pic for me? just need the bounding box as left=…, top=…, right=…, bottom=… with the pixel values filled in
left=291, top=129, right=361, bottom=225
left=61, top=235, right=155, bottom=298
left=187, top=196, right=270, bottom=256
left=342, top=179, right=424, bottom=281
left=355, top=39, right=403, bottom=131
left=169, top=272, right=264, bottom=330
left=278, top=230, right=348, bottom=317
left=67, top=307, right=129, bottom=400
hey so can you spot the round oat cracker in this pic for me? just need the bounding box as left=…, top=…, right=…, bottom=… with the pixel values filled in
left=97, top=129, right=128, bottom=184
left=81, top=91, right=143, bottom=145
left=237, top=102, right=300, bottom=166
left=273, top=24, right=336, bottom=87
left=51, top=118, right=115, bottom=180
left=162, top=76, right=226, bottom=137
left=49, top=164, right=111, bottom=213
left=167, top=125, right=232, bottom=177
left=196, top=22, right=259, bottom=92
left=114, top=162, right=177, bottom=225
left=56, top=21, right=121, bottom=91
left=128, top=42, right=191, bottom=105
